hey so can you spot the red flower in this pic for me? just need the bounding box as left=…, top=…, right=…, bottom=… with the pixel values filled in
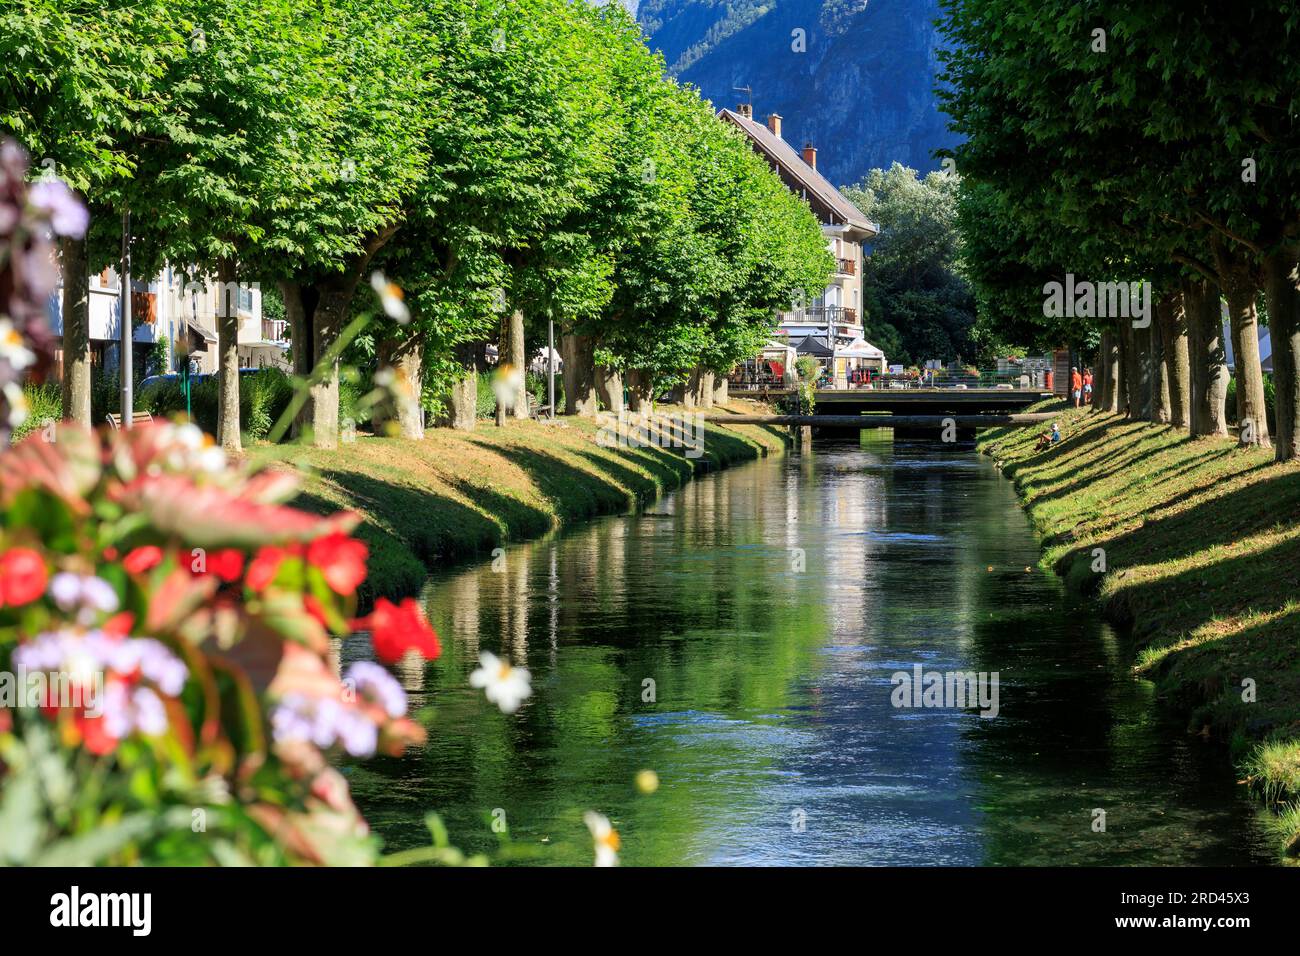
left=303, top=594, right=332, bottom=632
left=356, top=598, right=440, bottom=664
left=207, top=548, right=245, bottom=583
left=75, top=711, right=118, bottom=756
left=0, top=548, right=48, bottom=607
left=246, top=544, right=298, bottom=592
left=307, top=533, right=368, bottom=596
left=122, top=545, right=163, bottom=574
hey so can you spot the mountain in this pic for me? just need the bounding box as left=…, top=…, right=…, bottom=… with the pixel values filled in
left=636, top=0, right=959, bottom=189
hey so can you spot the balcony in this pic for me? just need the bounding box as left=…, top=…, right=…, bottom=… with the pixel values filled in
left=835, top=257, right=856, bottom=276
left=780, top=305, right=859, bottom=326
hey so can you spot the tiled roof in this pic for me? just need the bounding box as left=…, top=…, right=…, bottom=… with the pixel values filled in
left=719, top=109, right=876, bottom=235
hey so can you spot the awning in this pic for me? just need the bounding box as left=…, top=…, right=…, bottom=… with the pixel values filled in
left=186, top=322, right=217, bottom=351
left=836, top=337, right=885, bottom=360
left=792, top=335, right=834, bottom=357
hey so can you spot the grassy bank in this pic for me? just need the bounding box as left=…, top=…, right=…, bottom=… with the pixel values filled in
left=979, top=401, right=1300, bottom=855
left=252, top=402, right=786, bottom=606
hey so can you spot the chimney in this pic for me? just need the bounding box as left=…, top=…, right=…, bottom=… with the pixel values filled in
left=767, top=113, right=783, bottom=138
left=737, top=103, right=753, bottom=119
left=803, top=142, right=817, bottom=170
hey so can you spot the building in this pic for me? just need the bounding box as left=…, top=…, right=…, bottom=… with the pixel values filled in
left=50, top=267, right=285, bottom=383
left=719, top=104, right=881, bottom=373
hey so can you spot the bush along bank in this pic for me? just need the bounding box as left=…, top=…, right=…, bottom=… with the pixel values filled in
left=253, top=405, right=787, bottom=610
left=979, top=400, right=1300, bottom=858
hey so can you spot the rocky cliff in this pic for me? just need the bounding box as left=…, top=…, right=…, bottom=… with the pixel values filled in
left=636, top=0, right=959, bottom=188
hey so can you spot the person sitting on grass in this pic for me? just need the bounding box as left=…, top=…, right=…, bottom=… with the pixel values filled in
left=1033, top=421, right=1061, bottom=452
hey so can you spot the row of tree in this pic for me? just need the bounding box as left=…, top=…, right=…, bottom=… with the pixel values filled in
left=3, top=0, right=832, bottom=449
left=938, top=0, right=1300, bottom=460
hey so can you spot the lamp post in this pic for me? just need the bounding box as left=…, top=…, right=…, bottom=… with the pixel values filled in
left=119, top=210, right=133, bottom=428
left=547, top=317, right=555, bottom=420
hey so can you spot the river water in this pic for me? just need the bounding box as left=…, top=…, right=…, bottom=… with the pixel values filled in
left=344, top=434, right=1273, bottom=866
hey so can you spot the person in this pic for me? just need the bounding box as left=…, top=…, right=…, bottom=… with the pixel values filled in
left=1034, top=421, right=1061, bottom=452
left=1082, top=367, right=1093, bottom=405
left=1070, top=366, right=1082, bottom=408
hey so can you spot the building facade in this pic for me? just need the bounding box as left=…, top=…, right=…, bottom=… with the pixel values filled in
left=50, top=267, right=285, bottom=383
left=719, top=105, right=879, bottom=352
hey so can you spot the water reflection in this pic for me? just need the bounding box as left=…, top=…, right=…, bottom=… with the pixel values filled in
left=343, top=433, right=1272, bottom=866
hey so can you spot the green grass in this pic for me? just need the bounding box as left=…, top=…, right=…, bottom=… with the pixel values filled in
left=979, top=400, right=1300, bottom=857
left=251, top=404, right=787, bottom=609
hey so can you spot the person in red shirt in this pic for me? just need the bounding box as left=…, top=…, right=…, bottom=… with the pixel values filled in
left=1082, top=368, right=1093, bottom=405
left=1070, top=367, right=1083, bottom=407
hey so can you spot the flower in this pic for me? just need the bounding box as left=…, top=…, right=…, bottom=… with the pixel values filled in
left=246, top=544, right=297, bottom=592
left=159, top=422, right=226, bottom=475
left=27, top=178, right=88, bottom=238
left=12, top=629, right=188, bottom=755
left=307, top=532, right=368, bottom=596
left=0, top=319, right=36, bottom=372
left=48, top=572, right=119, bottom=623
left=206, top=548, right=245, bottom=582
left=468, top=651, right=531, bottom=714
left=0, top=547, right=47, bottom=607
left=356, top=597, right=440, bottom=664
left=3, top=381, right=27, bottom=428
left=583, top=811, right=620, bottom=867
left=369, top=271, right=410, bottom=324
left=271, top=693, right=379, bottom=757
left=344, top=661, right=407, bottom=718
left=123, top=545, right=164, bottom=574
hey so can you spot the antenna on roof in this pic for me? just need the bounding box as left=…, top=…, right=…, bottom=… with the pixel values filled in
left=733, top=85, right=753, bottom=110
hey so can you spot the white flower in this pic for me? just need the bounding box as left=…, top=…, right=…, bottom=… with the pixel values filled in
left=370, top=271, right=410, bottom=324
left=584, top=811, right=620, bottom=867
left=3, top=381, right=28, bottom=428
left=0, top=320, right=36, bottom=371
left=468, top=651, right=532, bottom=714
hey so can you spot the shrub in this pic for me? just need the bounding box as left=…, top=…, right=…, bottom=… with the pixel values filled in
left=10, top=382, right=61, bottom=443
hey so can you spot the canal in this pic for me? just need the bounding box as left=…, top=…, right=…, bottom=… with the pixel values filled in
left=343, top=433, right=1273, bottom=865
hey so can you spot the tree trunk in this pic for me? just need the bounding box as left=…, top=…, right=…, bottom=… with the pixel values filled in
left=375, top=326, right=425, bottom=439
left=673, top=366, right=711, bottom=408
left=712, top=375, right=729, bottom=406
left=1098, top=328, right=1120, bottom=412
left=1263, top=245, right=1300, bottom=461
left=60, top=236, right=92, bottom=426
left=1184, top=278, right=1229, bottom=437
left=560, top=333, right=598, bottom=416
left=306, top=287, right=351, bottom=449
left=442, top=340, right=483, bottom=431
left=595, top=365, right=623, bottom=414
left=1212, top=237, right=1270, bottom=447
left=216, top=257, right=242, bottom=453
left=1123, top=320, right=1150, bottom=420
left=499, top=309, right=529, bottom=418
left=626, top=370, right=654, bottom=413
left=1149, top=298, right=1171, bottom=424
left=279, top=281, right=316, bottom=440
left=1223, top=285, right=1270, bottom=447
left=1161, top=291, right=1191, bottom=428
left=697, top=370, right=715, bottom=409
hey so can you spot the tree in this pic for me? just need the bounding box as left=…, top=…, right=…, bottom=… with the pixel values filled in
left=0, top=1, right=184, bottom=426
left=843, top=164, right=975, bottom=367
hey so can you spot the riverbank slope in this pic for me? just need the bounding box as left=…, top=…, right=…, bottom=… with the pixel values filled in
left=253, top=402, right=786, bottom=606
left=978, top=401, right=1300, bottom=855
